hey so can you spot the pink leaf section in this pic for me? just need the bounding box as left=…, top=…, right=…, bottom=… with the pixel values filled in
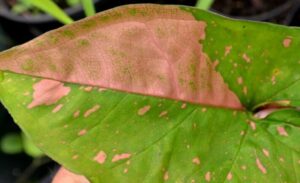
left=0, top=5, right=242, bottom=110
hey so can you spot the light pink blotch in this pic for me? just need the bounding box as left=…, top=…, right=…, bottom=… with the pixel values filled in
left=78, top=129, right=87, bottom=136
left=227, top=172, right=233, bottom=181
left=112, top=153, right=131, bottom=162
left=93, top=151, right=107, bottom=164
left=262, top=149, right=270, bottom=157
left=73, top=110, right=80, bottom=118
left=277, top=126, right=288, bottom=136
left=205, top=172, right=211, bottom=182
left=250, top=121, right=256, bottom=130
left=242, top=53, right=251, bottom=63
left=225, top=46, right=232, bottom=56
left=164, top=171, right=169, bottom=181
left=28, top=79, right=71, bottom=109
left=237, top=77, right=243, bottom=85
left=192, top=157, right=200, bottom=165
left=159, top=111, right=168, bottom=117
left=84, top=86, right=93, bottom=92
left=283, top=37, right=292, bottom=48
left=84, top=105, right=100, bottom=118
left=138, top=105, right=151, bottom=116
left=52, top=104, right=64, bottom=113
left=256, top=158, right=267, bottom=174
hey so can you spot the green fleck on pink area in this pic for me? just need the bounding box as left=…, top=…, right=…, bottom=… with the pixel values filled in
left=242, top=53, right=251, bottom=63
left=52, top=104, right=64, bottom=113
left=93, top=151, right=107, bottom=164
left=27, top=79, right=71, bottom=109
left=164, top=171, right=169, bottom=181
left=84, top=105, right=100, bottom=118
left=283, top=37, right=292, bottom=48
left=78, top=129, right=87, bottom=136
left=112, top=153, right=131, bottom=162
left=192, top=157, right=200, bottom=165
left=256, top=158, right=267, bottom=174
left=205, top=172, right=211, bottom=182
left=277, top=126, right=288, bottom=136
left=138, top=105, right=151, bottom=116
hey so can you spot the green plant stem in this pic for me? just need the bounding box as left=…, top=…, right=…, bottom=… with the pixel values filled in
left=196, top=0, right=214, bottom=10
left=81, top=0, right=96, bottom=17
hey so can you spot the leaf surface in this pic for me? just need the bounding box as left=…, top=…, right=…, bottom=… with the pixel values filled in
left=1, top=4, right=300, bottom=183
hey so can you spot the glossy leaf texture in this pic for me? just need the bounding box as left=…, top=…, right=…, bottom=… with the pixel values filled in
left=1, top=4, right=300, bottom=183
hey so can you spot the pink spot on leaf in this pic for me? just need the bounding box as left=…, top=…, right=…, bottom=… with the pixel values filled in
left=78, top=129, right=87, bottom=136
left=205, top=172, right=211, bottom=182
left=164, top=171, right=169, bottom=181
left=192, top=157, right=200, bottom=165
left=277, top=126, right=288, bottom=136
left=225, top=46, right=232, bottom=57
left=237, top=77, right=243, bottom=85
left=262, top=149, right=270, bottom=157
left=227, top=172, right=233, bottom=181
left=138, top=105, right=151, bottom=116
left=181, top=103, right=187, bottom=109
left=112, top=153, right=131, bottom=162
left=84, top=105, right=100, bottom=118
left=256, top=158, right=267, bottom=174
left=73, top=110, right=80, bottom=118
left=84, top=86, right=93, bottom=92
left=159, top=111, right=168, bottom=117
left=28, top=79, right=70, bottom=109
left=52, top=104, right=63, bottom=113
left=93, top=151, right=107, bottom=164
left=242, top=53, right=251, bottom=63
left=283, top=37, right=292, bottom=48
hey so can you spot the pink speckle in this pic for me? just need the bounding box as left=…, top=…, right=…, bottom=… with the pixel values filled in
left=249, top=121, right=256, bottom=130
left=78, top=129, right=87, bottom=136
left=52, top=104, right=63, bottom=113
left=205, top=172, right=211, bottom=182
left=181, top=103, right=187, bottom=109
left=241, top=165, right=247, bottom=170
left=123, top=168, right=128, bottom=174
left=84, top=86, right=93, bottom=92
left=112, top=153, right=131, bottom=162
left=138, top=105, right=151, bottom=116
left=237, top=77, right=243, bottom=85
left=93, top=151, right=107, bottom=164
left=164, top=171, right=169, bottom=181
left=256, top=158, right=267, bottom=174
left=225, top=46, right=232, bottom=56
left=192, top=157, right=200, bottom=165
left=28, top=79, right=71, bottom=109
left=73, top=110, right=80, bottom=118
left=277, top=126, right=288, bottom=136
left=84, top=105, right=100, bottom=118
left=227, top=172, right=233, bottom=181
left=242, top=53, right=251, bottom=63
left=283, top=37, right=292, bottom=48
left=262, top=149, right=270, bottom=157
left=243, top=86, right=248, bottom=95
left=159, top=111, right=168, bottom=117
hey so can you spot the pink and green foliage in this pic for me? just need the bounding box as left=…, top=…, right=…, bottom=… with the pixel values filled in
left=1, top=4, right=300, bottom=183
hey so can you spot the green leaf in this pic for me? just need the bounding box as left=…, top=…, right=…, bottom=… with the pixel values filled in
left=0, top=133, right=23, bottom=154
left=81, top=0, right=96, bottom=17
left=196, top=0, right=214, bottom=10
left=26, top=0, right=74, bottom=24
left=0, top=4, right=300, bottom=183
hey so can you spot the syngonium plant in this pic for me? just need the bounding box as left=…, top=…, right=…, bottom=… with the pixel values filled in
left=0, top=4, right=300, bottom=183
